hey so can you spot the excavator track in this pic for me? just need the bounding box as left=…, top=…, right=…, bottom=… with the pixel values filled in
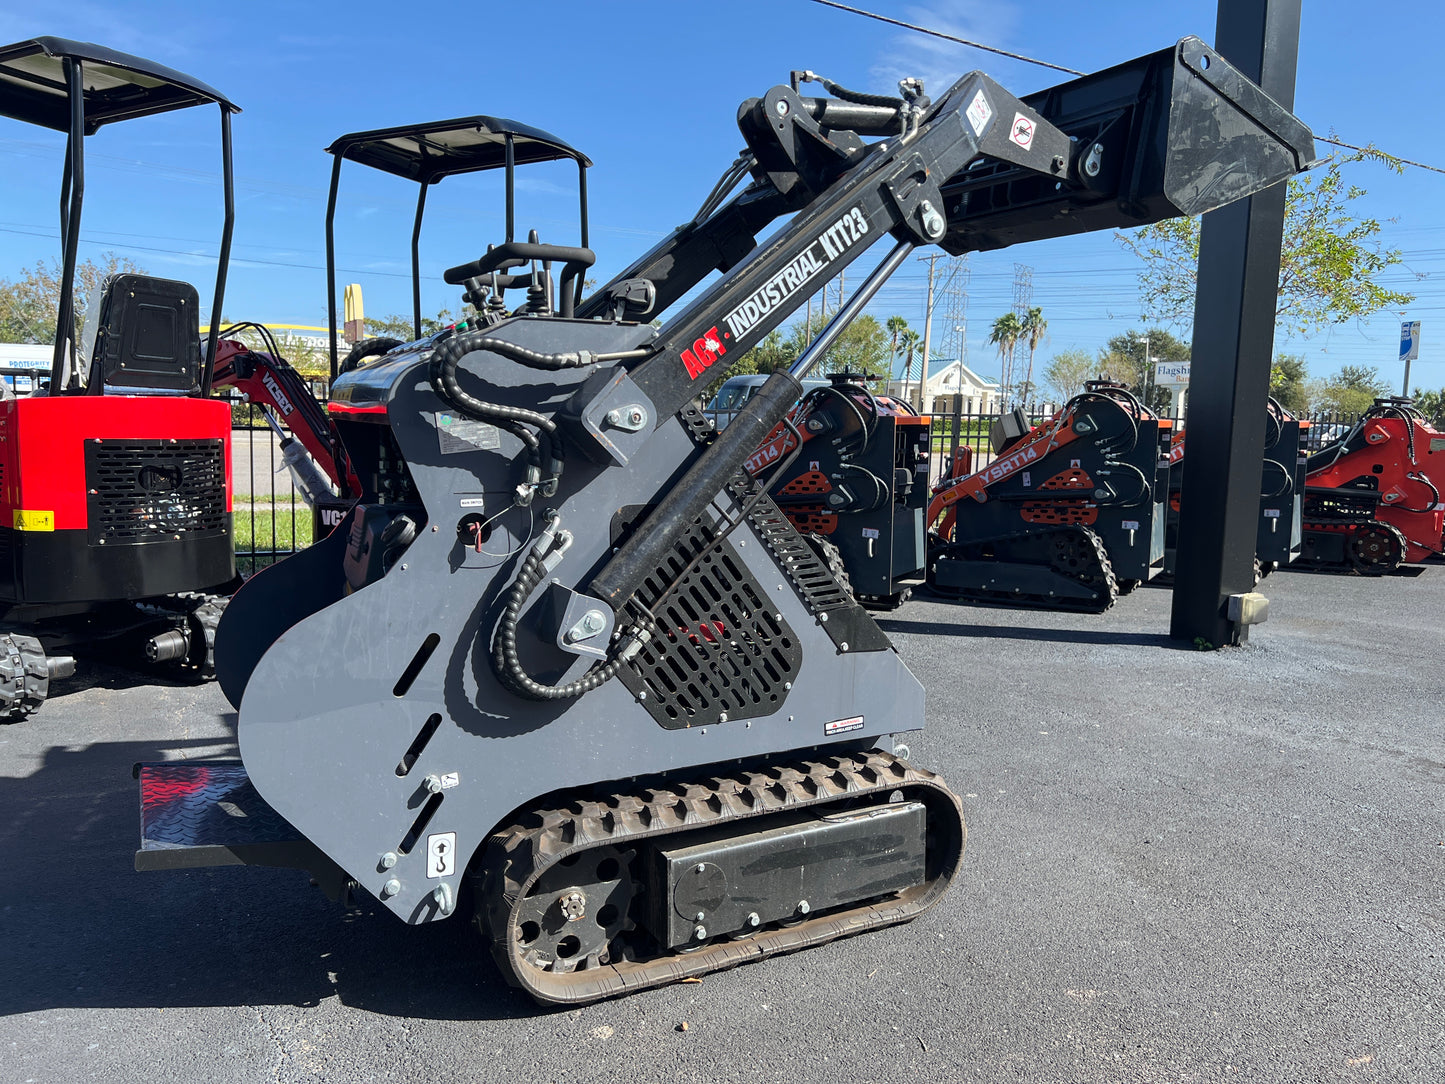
left=1299, top=519, right=1408, bottom=575
left=926, top=524, right=1119, bottom=613
left=470, top=750, right=965, bottom=1005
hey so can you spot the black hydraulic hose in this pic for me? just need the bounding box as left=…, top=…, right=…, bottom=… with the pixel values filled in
left=490, top=528, right=624, bottom=702
left=428, top=329, right=557, bottom=488
left=590, top=371, right=804, bottom=608
left=338, top=336, right=404, bottom=375
left=813, top=76, right=903, bottom=110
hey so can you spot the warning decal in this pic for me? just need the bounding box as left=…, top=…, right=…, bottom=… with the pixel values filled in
left=824, top=715, right=865, bottom=736
left=966, top=90, right=992, bottom=136
left=13, top=510, right=54, bottom=531
left=1009, top=113, right=1035, bottom=149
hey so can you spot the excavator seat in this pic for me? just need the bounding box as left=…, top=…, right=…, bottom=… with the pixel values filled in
left=87, top=273, right=202, bottom=395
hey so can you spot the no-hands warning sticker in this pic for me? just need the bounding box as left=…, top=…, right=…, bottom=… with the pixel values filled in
left=1009, top=113, right=1035, bottom=149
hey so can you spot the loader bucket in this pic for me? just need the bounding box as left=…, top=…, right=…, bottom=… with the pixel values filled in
left=938, top=36, right=1316, bottom=253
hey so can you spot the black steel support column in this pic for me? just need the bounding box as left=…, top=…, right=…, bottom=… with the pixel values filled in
left=1169, top=0, right=1301, bottom=647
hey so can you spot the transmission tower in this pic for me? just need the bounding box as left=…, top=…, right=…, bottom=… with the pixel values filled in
left=941, top=255, right=970, bottom=386
left=1004, top=262, right=1034, bottom=405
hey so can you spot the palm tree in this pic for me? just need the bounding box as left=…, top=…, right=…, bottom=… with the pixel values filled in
left=1019, top=306, right=1047, bottom=409
left=899, top=328, right=922, bottom=407
left=988, top=312, right=1022, bottom=407
left=886, top=316, right=910, bottom=392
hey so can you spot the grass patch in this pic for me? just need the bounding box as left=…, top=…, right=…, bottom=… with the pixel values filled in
left=235, top=509, right=314, bottom=553
left=234, top=490, right=306, bottom=506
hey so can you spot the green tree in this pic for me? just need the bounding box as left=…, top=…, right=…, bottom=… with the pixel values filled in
left=1018, top=306, right=1047, bottom=405
left=1412, top=388, right=1444, bottom=426
left=700, top=315, right=893, bottom=403
left=1042, top=348, right=1101, bottom=403
left=898, top=327, right=922, bottom=405
left=1269, top=354, right=1310, bottom=413
left=367, top=309, right=460, bottom=341
left=1314, top=364, right=1390, bottom=414
left=1099, top=327, right=1189, bottom=412
left=1117, top=147, right=1415, bottom=337
left=0, top=252, right=145, bottom=343
left=810, top=313, right=890, bottom=376
left=987, top=311, right=1022, bottom=407
left=885, top=315, right=909, bottom=369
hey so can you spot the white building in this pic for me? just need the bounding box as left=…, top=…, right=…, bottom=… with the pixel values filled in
left=889, top=356, right=1001, bottom=415
left=0, top=343, right=54, bottom=393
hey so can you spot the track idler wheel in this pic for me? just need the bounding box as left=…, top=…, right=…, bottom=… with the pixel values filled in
left=1348, top=522, right=1406, bottom=575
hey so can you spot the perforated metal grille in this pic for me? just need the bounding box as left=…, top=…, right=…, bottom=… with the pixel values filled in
left=85, top=438, right=227, bottom=545
left=619, top=521, right=800, bottom=728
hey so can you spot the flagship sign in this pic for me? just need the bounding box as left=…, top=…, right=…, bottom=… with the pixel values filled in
left=718, top=205, right=871, bottom=345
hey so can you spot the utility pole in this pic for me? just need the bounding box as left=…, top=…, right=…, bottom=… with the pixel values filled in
left=917, top=253, right=943, bottom=412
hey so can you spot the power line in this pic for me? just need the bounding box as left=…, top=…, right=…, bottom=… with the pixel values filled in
left=806, top=0, right=1084, bottom=75
left=808, top=0, right=1445, bottom=177
left=1316, top=136, right=1445, bottom=177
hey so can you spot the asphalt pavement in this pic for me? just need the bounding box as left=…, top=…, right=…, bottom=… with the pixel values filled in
left=1, top=566, right=1440, bottom=1083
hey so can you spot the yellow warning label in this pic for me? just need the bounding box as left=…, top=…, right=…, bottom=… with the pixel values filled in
left=13, top=510, right=54, bottom=531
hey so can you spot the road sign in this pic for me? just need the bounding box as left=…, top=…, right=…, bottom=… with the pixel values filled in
left=1401, top=321, right=1420, bottom=362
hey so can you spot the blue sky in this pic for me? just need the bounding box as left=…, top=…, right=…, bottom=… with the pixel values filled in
left=2, top=0, right=1442, bottom=392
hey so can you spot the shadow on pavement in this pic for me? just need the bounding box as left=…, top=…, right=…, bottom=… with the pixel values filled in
left=876, top=617, right=1181, bottom=650
left=0, top=736, right=542, bottom=1022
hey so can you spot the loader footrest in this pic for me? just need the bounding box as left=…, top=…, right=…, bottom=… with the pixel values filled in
left=135, top=760, right=312, bottom=872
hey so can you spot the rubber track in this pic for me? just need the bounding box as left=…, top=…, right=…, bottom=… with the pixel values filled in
left=928, top=524, right=1119, bottom=613
left=472, top=750, right=965, bottom=1005
left=0, top=633, right=49, bottom=722
left=1298, top=519, right=1408, bottom=575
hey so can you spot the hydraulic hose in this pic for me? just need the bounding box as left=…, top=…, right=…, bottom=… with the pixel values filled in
left=490, top=513, right=626, bottom=701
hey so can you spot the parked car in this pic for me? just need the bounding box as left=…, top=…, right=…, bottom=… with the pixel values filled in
left=703, top=373, right=830, bottom=430
left=1304, top=421, right=1349, bottom=451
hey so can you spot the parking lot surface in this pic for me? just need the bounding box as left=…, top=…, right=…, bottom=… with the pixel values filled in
left=2, top=566, right=1440, bottom=1083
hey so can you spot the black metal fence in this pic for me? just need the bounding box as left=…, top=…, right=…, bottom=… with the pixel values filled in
left=231, top=391, right=1371, bottom=570
left=229, top=395, right=318, bottom=576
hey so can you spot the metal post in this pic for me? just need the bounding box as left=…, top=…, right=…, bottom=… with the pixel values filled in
left=411, top=183, right=428, bottom=340
left=52, top=58, right=85, bottom=391
left=201, top=105, right=234, bottom=397
left=1170, top=0, right=1301, bottom=647
left=324, top=155, right=343, bottom=379
left=917, top=253, right=942, bottom=413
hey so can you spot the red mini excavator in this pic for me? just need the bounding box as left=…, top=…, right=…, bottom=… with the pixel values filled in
left=1298, top=397, right=1445, bottom=573
left=0, top=37, right=240, bottom=719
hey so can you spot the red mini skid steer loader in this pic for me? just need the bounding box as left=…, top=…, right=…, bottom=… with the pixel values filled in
left=0, top=37, right=240, bottom=718
left=1299, top=397, right=1445, bottom=573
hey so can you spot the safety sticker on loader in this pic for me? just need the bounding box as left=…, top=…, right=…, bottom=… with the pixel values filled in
left=13, top=510, right=53, bottom=531
left=435, top=411, right=501, bottom=454
left=428, top=832, right=457, bottom=878
left=824, top=715, right=864, bottom=736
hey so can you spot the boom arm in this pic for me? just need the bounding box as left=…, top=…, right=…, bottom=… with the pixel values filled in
left=581, top=38, right=1313, bottom=613
left=211, top=337, right=361, bottom=498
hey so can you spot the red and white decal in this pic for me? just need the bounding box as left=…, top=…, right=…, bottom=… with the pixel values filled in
left=1009, top=113, right=1035, bottom=149
left=744, top=423, right=796, bottom=476
left=824, top=715, right=864, bottom=736
left=979, top=442, right=1040, bottom=488
left=681, top=326, right=728, bottom=380
left=261, top=371, right=295, bottom=418
left=966, top=90, right=992, bottom=136
left=712, top=205, right=870, bottom=355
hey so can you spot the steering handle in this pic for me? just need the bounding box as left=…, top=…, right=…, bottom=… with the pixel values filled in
left=445, top=242, right=596, bottom=318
